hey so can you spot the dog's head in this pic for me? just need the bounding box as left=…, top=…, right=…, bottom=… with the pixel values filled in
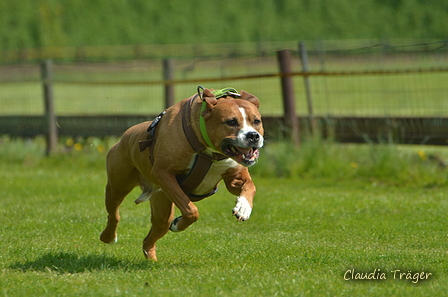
left=201, top=89, right=264, bottom=167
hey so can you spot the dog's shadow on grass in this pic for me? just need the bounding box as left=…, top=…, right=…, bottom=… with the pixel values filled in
left=9, top=251, right=191, bottom=274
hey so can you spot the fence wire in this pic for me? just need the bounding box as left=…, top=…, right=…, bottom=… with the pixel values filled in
left=1, top=40, right=447, bottom=118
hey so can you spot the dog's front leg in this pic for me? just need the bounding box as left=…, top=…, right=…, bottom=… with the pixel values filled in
left=142, top=189, right=174, bottom=261
left=153, top=171, right=199, bottom=231
left=142, top=172, right=198, bottom=260
left=223, top=167, right=256, bottom=221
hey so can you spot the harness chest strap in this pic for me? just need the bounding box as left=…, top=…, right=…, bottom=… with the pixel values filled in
left=177, top=95, right=228, bottom=196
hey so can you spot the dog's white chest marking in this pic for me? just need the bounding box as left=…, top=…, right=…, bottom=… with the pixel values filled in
left=192, top=157, right=239, bottom=195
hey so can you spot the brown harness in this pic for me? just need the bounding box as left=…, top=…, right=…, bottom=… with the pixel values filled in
left=139, top=94, right=228, bottom=198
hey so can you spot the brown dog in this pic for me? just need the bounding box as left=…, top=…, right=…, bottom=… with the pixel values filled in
left=100, top=88, right=264, bottom=260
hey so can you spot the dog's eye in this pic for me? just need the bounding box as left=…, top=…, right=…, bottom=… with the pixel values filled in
left=225, top=119, right=238, bottom=127
left=253, top=119, right=261, bottom=125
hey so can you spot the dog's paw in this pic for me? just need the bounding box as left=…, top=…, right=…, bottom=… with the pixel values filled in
left=100, top=230, right=118, bottom=244
left=232, top=196, right=252, bottom=221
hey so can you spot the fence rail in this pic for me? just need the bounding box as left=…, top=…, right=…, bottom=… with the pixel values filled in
left=1, top=67, right=447, bottom=86
left=40, top=67, right=448, bottom=85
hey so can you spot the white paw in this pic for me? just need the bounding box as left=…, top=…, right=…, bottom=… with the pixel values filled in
left=232, top=196, right=252, bottom=221
left=169, top=216, right=182, bottom=232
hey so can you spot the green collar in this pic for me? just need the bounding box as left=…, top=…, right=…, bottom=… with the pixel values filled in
left=198, top=86, right=240, bottom=151
left=199, top=100, right=217, bottom=150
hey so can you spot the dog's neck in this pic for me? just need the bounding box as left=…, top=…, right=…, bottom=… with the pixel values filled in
left=181, top=94, right=227, bottom=159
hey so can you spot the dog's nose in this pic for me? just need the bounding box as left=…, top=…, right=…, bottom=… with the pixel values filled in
left=246, top=131, right=260, bottom=143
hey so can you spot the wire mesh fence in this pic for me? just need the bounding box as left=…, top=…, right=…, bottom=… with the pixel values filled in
left=0, top=39, right=447, bottom=145
left=2, top=40, right=448, bottom=116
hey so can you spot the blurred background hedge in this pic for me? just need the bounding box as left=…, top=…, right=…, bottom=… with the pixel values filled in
left=1, top=0, right=448, bottom=51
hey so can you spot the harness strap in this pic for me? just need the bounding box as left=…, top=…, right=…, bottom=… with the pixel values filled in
left=139, top=87, right=233, bottom=198
left=177, top=95, right=228, bottom=196
left=139, top=110, right=166, bottom=164
left=176, top=153, right=213, bottom=195
left=182, top=95, right=206, bottom=153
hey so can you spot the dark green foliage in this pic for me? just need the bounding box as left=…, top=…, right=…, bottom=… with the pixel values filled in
left=1, top=0, right=448, bottom=51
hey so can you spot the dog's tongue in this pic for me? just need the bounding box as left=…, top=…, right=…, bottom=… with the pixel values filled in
left=236, top=146, right=253, bottom=156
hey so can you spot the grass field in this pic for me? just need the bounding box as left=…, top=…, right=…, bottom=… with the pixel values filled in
left=1, top=137, right=447, bottom=296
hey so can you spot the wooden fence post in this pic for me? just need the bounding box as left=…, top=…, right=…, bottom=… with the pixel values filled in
left=277, top=50, right=300, bottom=146
left=41, top=59, right=58, bottom=155
left=299, top=41, right=317, bottom=134
left=163, top=59, right=175, bottom=108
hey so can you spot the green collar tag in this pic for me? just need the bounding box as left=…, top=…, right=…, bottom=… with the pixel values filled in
left=211, top=87, right=240, bottom=99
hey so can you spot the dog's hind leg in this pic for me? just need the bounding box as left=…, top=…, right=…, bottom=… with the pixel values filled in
left=100, top=145, right=139, bottom=244
left=142, top=189, right=174, bottom=260
left=100, top=181, right=136, bottom=244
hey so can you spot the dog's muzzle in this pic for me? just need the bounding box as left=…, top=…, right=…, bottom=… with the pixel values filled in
left=221, top=131, right=263, bottom=167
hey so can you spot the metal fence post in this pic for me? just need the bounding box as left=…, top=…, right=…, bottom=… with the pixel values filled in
left=299, top=41, right=317, bottom=134
left=277, top=50, right=300, bottom=146
left=163, top=59, right=175, bottom=108
left=41, top=59, right=58, bottom=155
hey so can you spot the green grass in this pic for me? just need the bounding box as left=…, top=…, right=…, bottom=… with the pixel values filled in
left=1, top=137, right=448, bottom=296
left=253, top=138, right=448, bottom=187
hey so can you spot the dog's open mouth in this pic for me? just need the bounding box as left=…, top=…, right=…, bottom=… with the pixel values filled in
left=223, top=144, right=260, bottom=166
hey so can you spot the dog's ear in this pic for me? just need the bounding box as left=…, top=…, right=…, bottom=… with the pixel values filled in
left=240, top=90, right=260, bottom=109
left=202, top=88, right=218, bottom=107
